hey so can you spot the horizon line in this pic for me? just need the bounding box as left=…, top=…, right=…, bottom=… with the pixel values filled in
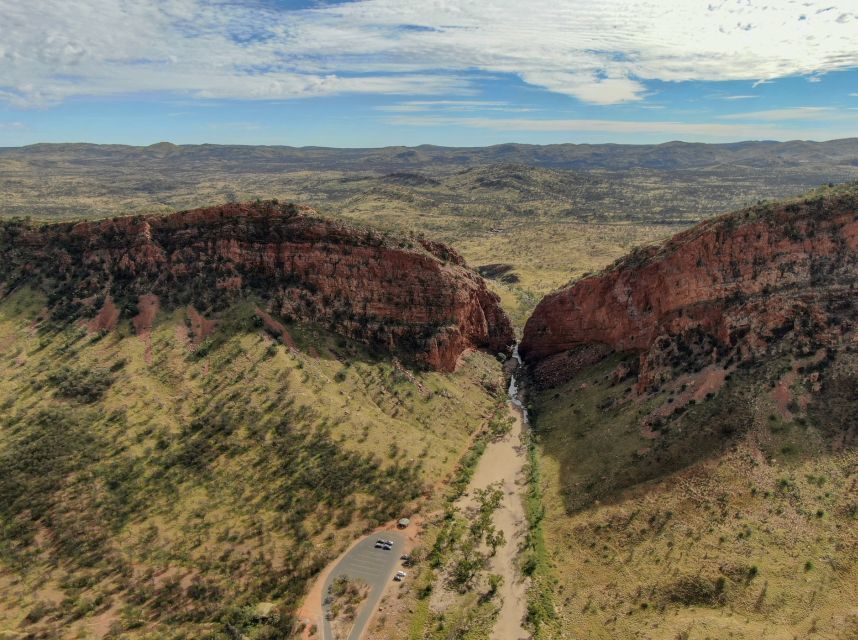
left=4, top=136, right=858, bottom=151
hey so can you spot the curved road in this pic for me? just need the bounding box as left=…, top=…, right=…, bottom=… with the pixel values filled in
left=321, top=530, right=405, bottom=640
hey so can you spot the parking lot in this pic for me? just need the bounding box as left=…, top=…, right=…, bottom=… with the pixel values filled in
left=321, top=530, right=405, bottom=640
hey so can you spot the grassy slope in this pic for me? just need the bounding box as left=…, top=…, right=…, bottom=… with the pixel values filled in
left=529, top=352, right=858, bottom=640
left=0, top=287, right=504, bottom=639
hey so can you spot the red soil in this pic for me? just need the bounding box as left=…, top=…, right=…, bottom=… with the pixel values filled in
left=186, top=306, right=216, bottom=345
left=132, top=294, right=160, bottom=364
left=87, top=297, right=120, bottom=332
left=254, top=306, right=297, bottom=349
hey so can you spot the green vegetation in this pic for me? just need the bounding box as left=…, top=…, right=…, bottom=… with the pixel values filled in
left=328, top=575, right=369, bottom=629
left=45, top=364, right=114, bottom=402
left=446, top=484, right=506, bottom=589
left=420, top=481, right=508, bottom=640
left=382, top=401, right=513, bottom=640
left=0, top=287, right=503, bottom=638
left=522, top=433, right=556, bottom=636
left=530, top=346, right=858, bottom=639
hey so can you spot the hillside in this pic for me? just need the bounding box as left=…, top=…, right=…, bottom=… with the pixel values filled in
left=521, top=184, right=858, bottom=387
left=0, top=201, right=513, bottom=371
left=0, top=206, right=514, bottom=638
left=521, top=184, right=858, bottom=639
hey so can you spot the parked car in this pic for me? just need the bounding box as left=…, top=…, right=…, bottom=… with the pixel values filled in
left=394, top=571, right=407, bottom=581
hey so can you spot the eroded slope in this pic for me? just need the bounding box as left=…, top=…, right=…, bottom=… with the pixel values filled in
left=1, top=200, right=513, bottom=371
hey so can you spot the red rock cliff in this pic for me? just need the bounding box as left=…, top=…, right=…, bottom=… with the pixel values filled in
left=1, top=201, right=513, bottom=370
left=520, top=187, right=858, bottom=387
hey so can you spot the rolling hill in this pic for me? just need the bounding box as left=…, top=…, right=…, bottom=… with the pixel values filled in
left=0, top=205, right=512, bottom=638
left=521, top=184, right=858, bottom=640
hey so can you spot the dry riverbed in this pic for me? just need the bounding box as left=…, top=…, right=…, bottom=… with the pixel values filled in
left=453, top=401, right=531, bottom=640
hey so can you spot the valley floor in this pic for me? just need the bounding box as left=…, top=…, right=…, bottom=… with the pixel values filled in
left=454, top=403, right=530, bottom=640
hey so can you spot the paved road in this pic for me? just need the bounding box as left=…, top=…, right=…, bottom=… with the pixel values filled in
left=321, top=530, right=405, bottom=640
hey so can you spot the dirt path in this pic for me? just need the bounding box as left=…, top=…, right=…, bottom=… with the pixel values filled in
left=458, top=403, right=530, bottom=640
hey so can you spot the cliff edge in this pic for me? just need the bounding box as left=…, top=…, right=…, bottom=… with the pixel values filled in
left=521, top=185, right=858, bottom=389
left=0, top=201, right=514, bottom=370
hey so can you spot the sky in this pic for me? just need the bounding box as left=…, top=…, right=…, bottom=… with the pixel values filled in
left=1, top=0, right=857, bottom=147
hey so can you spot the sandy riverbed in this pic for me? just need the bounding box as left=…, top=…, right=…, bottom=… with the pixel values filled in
left=457, top=401, right=530, bottom=640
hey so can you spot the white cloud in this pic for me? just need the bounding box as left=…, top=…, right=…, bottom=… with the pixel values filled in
left=0, top=0, right=857, bottom=107
left=0, top=0, right=465, bottom=107
left=717, top=107, right=838, bottom=121
left=720, top=95, right=759, bottom=100
left=518, top=71, right=646, bottom=105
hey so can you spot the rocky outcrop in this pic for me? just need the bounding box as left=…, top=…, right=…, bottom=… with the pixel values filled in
left=520, top=186, right=858, bottom=389
left=0, top=201, right=513, bottom=370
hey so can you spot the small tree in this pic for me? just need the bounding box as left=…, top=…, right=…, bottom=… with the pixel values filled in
left=487, top=528, right=506, bottom=557
left=488, top=574, right=504, bottom=597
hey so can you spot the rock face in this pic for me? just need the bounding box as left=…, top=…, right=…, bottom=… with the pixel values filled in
left=520, top=187, right=858, bottom=388
left=0, top=201, right=513, bottom=370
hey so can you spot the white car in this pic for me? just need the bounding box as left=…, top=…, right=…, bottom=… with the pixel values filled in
left=394, top=571, right=407, bottom=581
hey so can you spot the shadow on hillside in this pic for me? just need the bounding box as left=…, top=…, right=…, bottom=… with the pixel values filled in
left=531, top=352, right=854, bottom=516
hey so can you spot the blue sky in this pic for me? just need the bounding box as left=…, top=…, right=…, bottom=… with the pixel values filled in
left=1, top=0, right=857, bottom=147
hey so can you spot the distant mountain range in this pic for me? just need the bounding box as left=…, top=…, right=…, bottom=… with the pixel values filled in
left=4, top=138, right=858, bottom=172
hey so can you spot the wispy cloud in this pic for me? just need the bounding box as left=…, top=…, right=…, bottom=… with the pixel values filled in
left=376, top=100, right=535, bottom=113
left=721, top=95, right=759, bottom=100
left=384, top=115, right=796, bottom=138
left=717, top=107, right=837, bottom=121
left=0, top=0, right=857, bottom=107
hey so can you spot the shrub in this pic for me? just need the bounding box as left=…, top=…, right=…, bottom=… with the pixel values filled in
left=664, top=574, right=726, bottom=606
left=47, top=366, right=113, bottom=403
